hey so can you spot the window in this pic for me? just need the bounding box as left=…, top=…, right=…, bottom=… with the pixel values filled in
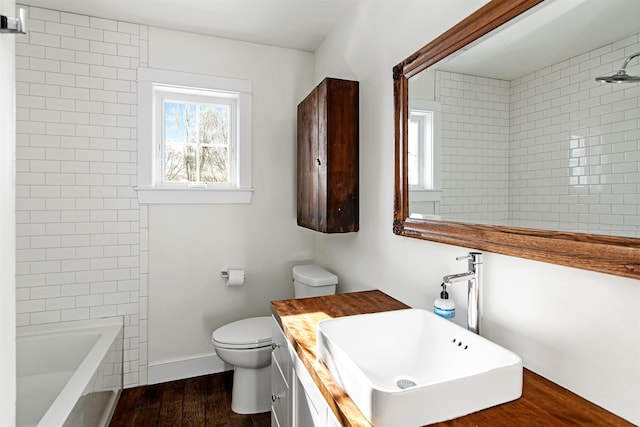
left=408, top=110, right=434, bottom=189
left=408, top=100, right=441, bottom=201
left=159, top=90, right=235, bottom=186
left=137, top=68, right=252, bottom=204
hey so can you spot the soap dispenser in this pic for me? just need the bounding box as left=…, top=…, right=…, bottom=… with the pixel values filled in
left=434, top=283, right=455, bottom=319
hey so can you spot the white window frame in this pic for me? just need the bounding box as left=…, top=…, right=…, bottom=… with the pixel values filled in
left=137, top=68, right=253, bottom=204
left=408, top=99, right=441, bottom=202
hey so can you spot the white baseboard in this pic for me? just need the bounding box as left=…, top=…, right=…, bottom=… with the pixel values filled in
left=148, top=353, right=231, bottom=385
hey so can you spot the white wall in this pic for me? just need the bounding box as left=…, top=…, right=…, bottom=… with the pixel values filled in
left=313, top=1, right=640, bottom=424
left=146, top=28, right=315, bottom=379
left=0, top=0, right=17, bottom=423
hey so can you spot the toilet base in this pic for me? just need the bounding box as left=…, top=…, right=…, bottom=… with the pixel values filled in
left=231, top=364, right=271, bottom=414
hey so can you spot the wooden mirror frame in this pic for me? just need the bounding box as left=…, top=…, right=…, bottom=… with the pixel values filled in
left=393, top=0, right=640, bottom=280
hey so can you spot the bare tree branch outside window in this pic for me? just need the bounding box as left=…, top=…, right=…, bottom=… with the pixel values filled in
left=163, top=100, right=230, bottom=183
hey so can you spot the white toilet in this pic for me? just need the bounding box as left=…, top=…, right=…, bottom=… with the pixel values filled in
left=211, top=264, right=338, bottom=414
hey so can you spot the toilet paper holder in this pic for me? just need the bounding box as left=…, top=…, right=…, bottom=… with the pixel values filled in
left=221, top=270, right=245, bottom=279
left=221, top=269, right=246, bottom=287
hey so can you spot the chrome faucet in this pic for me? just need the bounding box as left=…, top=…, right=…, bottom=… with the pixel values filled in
left=442, top=252, right=483, bottom=335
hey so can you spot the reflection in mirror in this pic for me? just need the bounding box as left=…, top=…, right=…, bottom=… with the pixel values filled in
left=408, top=71, right=442, bottom=216
left=406, top=0, right=640, bottom=238
left=394, top=0, right=640, bottom=280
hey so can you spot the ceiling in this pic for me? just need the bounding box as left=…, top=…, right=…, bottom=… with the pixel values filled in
left=22, top=0, right=640, bottom=75
left=436, top=0, right=640, bottom=80
left=20, top=0, right=360, bottom=52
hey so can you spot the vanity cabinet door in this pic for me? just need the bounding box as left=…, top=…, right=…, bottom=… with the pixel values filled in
left=271, top=353, right=289, bottom=427
left=293, top=355, right=328, bottom=427
left=271, top=317, right=291, bottom=427
left=297, top=77, right=359, bottom=233
left=271, top=317, right=291, bottom=384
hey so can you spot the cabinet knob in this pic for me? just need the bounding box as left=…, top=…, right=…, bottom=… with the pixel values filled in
left=271, top=394, right=280, bottom=403
left=316, top=158, right=321, bottom=166
left=271, top=343, right=280, bottom=351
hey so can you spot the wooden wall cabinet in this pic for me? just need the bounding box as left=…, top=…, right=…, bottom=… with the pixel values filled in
left=297, top=78, right=359, bottom=233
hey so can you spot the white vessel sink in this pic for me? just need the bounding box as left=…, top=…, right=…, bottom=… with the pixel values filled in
left=316, top=308, right=523, bottom=427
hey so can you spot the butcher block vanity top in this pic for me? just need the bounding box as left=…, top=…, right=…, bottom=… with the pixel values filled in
left=270, top=290, right=633, bottom=426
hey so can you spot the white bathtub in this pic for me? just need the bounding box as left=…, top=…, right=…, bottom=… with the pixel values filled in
left=17, top=318, right=124, bottom=427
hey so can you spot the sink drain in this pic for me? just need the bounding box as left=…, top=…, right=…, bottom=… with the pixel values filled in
left=396, top=379, right=417, bottom=389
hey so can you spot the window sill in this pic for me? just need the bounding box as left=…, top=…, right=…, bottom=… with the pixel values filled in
left=135, top=187, right=253, bottom=204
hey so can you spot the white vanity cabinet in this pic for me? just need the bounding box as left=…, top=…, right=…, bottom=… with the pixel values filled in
left=271, top=316, right=291, bottom=427
left=271, top=316, right=341, bottom=427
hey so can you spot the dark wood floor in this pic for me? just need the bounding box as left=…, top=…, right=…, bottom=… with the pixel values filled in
left=109, top=371, right=271, bottom=427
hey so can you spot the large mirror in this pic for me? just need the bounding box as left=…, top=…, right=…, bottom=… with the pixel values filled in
left=394, top=0, right=640, bottom=279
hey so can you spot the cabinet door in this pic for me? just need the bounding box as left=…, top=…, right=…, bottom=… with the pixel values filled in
left=297, top=86, right=319, bottom=230
left=272, top=410, right=281, bottom=427
left=316, top=80, right=328, bottom=232
left=293, top=349, right=329, bottom=427
left=271, top=353, right=289, bottom=427
left=294, top=371, right=327, bottom=427
left=322, top=78, right=359, bottom=233
left=271, top=317, right=291, bottom=385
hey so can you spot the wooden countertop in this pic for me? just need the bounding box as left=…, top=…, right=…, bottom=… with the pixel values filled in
left=271, top=290, right=633, bottom=427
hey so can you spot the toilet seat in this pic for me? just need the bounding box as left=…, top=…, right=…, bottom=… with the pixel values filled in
left=212, top=316, right=272, bottom=349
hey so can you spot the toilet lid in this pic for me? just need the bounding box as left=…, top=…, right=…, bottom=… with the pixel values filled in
left=293, top=264, right=338, bottom=286
left=212, top=316, right=272, bottom=349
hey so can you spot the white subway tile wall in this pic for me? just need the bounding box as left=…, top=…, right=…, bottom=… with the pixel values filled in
left=15, top=5, right=149, bottom=386
left=436, top=33, right=639, bottom=236
left=510, top=34, right=640, bottom=237
left=437, top=71, right=511, bottom=222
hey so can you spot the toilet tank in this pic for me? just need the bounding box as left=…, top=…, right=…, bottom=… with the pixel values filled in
left=292, top=265, right=338, bottom=298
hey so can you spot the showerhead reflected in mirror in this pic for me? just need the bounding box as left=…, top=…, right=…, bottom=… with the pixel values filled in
left=596, top=52, right=640, bottom=83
